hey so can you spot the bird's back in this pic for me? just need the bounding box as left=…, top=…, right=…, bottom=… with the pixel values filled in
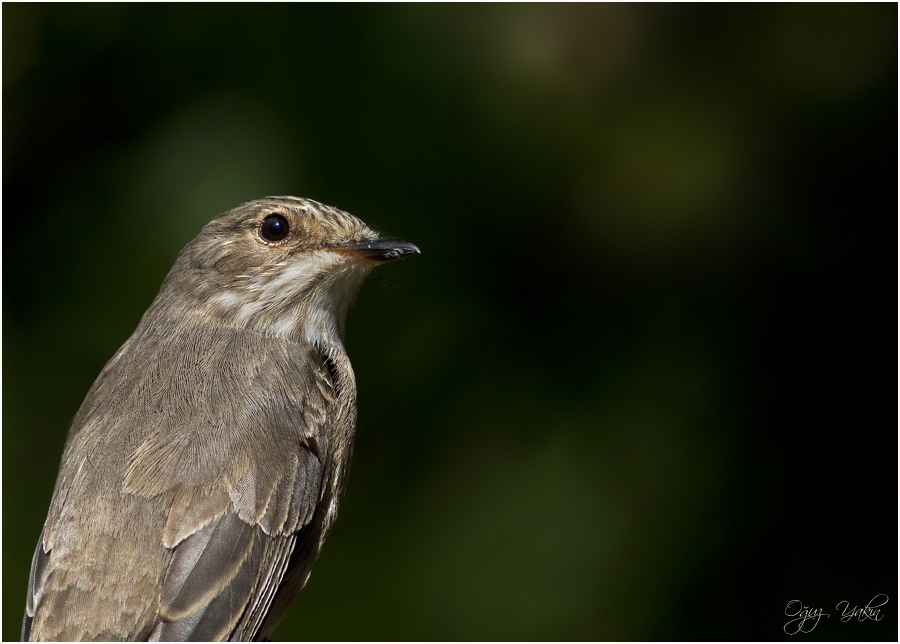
left=24, top=322, right=351, bottom=641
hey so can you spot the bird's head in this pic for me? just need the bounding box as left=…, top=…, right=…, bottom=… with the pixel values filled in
left=152, top=196, right=419, bottom=344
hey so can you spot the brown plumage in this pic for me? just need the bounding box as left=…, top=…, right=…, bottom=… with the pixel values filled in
left=22, top=196, right=419, bottom=641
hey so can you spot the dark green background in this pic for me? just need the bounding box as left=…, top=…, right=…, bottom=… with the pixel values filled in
left=3, top=4, right=897, bottom=641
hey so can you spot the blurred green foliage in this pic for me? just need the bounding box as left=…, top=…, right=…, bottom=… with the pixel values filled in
left=3, top=4, right=896, bottom=641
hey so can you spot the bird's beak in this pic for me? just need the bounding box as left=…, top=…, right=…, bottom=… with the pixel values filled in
left=341, top=237, right=421, bottom=263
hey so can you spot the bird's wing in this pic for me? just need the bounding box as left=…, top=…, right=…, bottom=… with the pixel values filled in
left=25, top=331, right=344, bottom=642
left=23, top=440, right=327, bottom=642
left=143, top=343, right=339, bottom=641
left=148, top=446, right=323, bottom=641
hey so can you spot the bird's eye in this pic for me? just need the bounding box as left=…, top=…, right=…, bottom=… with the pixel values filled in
left=259, top=214, right=290, bottom=242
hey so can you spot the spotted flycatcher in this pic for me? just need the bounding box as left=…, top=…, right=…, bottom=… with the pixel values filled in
left=22, top=196, right=419, bottom=641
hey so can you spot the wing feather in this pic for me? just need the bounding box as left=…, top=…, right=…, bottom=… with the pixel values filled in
left=159, top=512, right=255, bottom=622
left=153, top=519, right=262, bottom=641
left=151, top=448, right=323, bottom=640
left=21, top=530, right=50, bottom=640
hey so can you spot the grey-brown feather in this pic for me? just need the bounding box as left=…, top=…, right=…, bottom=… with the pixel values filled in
left=21, top=196, right=402, bottom=642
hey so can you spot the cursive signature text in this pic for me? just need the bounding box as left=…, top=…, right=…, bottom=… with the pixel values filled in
left=784, top=600, right=830, bottom=635
left=837, top=594, right=888, bottom=623
left=784, top=595, right=890, bottom=635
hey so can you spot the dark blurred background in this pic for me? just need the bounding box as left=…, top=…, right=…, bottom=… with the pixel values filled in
left=3, top=4, right=897, bottom=641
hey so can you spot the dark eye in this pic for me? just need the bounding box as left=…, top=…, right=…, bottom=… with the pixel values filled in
left=259, top=214, right=289, bottom=242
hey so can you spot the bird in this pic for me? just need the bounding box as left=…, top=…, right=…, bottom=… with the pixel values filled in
left=22, top=196, right=420, bottom=641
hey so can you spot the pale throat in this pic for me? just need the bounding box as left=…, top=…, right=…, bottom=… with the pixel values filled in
left=207, top=249, right=371, bottom=346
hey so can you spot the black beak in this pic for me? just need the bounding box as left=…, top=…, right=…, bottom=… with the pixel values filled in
left=343, top=237, right=421, bottom=262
